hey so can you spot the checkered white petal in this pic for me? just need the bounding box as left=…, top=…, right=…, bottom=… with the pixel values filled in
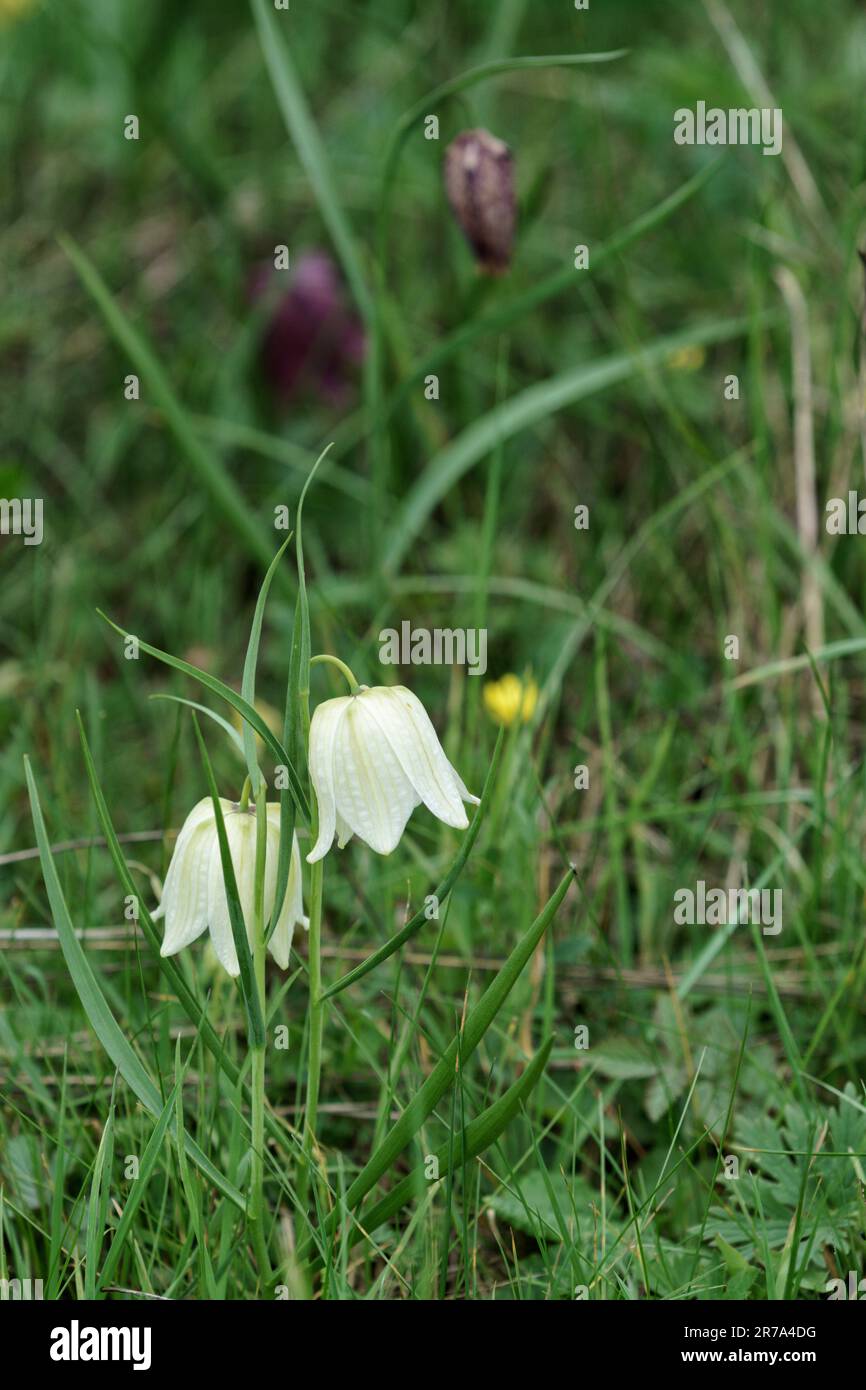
left=205, top=810, right=258, bottom=978
left=306, top=695, right=352, bottom=863
left=367, top=686, right=478, bottom=827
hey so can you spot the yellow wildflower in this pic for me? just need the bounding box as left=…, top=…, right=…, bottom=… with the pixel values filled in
left=666, top=344, right=706, bottom=372
left=482, top=673, right=538, bottom=727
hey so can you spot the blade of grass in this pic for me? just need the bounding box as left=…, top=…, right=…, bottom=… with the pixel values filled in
left=351, top=1037, right=554, bottom=1252
left=24, top=755, right=245, bottom=1210
left=250, top=0, right=372, bottom=325
left=97, top=1079, right=180, bottom=1292
left=382, top=315, right=773, bottom=575
left=191, top=715, right=265, bottom=1049
left=97, top=610, right=309, bottom=823
left=150, top=694, right=245, bottom=759
left=173, top=1040, right=219, bottom=1299
left=305, top=867, right=574, bottom=1258
left=58, top=233, right=271, bottom=570
left=320, top=727, right=505, bottom=999
left=84, top=1086, right=115, bottom=1299
left=271, top=444, right=331, bottom=939
left=241, top=536, right=292, bottom=796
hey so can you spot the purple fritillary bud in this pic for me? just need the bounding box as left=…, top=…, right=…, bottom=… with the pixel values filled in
left=443, top=129, right=516, bottom=275
left=249, top=251, right=365, bottom=404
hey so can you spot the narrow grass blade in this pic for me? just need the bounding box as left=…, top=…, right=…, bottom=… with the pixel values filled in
left=309, top=867, right=574, bottom=1249
left=382, top=315, right=771, bottom=575
left=59, top=233, right=272, bottom=570
left=241, top=536, right=292, bottom=796
left=320, top=727, right=505, bottom=1000
left=250, top=0, right=372, bottom=324
left=150, top=693, right=245, bottom=759
left=47, top=1050, right=69, bottom=1297
left=271, top=444, right=331, bottom=937
left=354, top=1037, right=554, bottom=1247
left=378, top=51, right=628, bottom=261
left=84, top=1090, right=115, bottom=1299
left=97, top=610, right=309, bottom=823
left=97, top=1080, right=179, bottom=1292
left=191, top=716, right=265, bottom=1048
left=383, top=159, right=724, bottom=426
left=173, top=1041, right=219, bottom=1299
left=24, top=756, right=245, bottom=1210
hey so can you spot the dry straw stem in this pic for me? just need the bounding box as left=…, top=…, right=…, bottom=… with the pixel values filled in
left=775, top=266, right=825, bottom=709
left=702, top=0, right=832, bottom=244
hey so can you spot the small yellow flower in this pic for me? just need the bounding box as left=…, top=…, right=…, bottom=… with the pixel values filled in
left=482, top=674, right=538, bottom=727
left=666, top=344, right=706, bottom=372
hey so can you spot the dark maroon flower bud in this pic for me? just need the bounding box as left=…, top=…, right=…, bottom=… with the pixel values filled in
left=249, top=251, right=365, bottom=405
left=443, top=129, right=516, bottom=275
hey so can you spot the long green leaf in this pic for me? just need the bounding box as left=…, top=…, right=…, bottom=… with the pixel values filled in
left=150, top=694, right=245, bottom=758
left=271, top=443, right=331, bottom=938
left=241, top=536, right=292, bottom=795
left=315, top=867, right=574, bottom=1244
left=24, top=756, right=245, bottom=1210
left=251, top=0, right=373, bottom=325
left=85, top=1092, right=115, bottom=1299
left=191, top=717, right=265, bottom=1048
left=320, top=727, right=505, bottom=1000
left=59, top=233, right=272, bottom=570
left=355, top=1037, right=553, bottom=1246
left=382, top=315, right=772, bottom=575
left=97, top=610, right=310, bottom=823
left=173, top=1040, right=219, bottom=1298
left=98, top=1080, right=179, bottom=1291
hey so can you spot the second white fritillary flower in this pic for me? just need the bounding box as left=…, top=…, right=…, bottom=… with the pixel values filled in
left=153, top=797, right=307, bottom=977
left=306, top=685, right=479, bottom=862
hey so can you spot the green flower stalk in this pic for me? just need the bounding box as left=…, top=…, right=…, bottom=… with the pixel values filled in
left=152, top=785, right=307, bottom=1279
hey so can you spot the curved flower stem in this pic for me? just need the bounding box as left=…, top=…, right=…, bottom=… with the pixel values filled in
left=310, top=653, right=360, bottom=694
left=248, top=781, right=272, bottom=1286
left=238, top=775, right=252, bottom=812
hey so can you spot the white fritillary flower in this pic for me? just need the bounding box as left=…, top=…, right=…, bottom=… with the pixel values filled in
left=306, top=685, right=478, bottom=862
left=153, top=797, right=307, bottom=977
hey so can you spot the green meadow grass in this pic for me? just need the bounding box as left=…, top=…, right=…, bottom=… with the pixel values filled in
left=2, top=0, right=866, bottom=1300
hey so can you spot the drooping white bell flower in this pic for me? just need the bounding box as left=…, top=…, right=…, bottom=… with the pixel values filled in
left=306, top=684, right=479, bottom=862
left=153, top=797, right=307, bottom=977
